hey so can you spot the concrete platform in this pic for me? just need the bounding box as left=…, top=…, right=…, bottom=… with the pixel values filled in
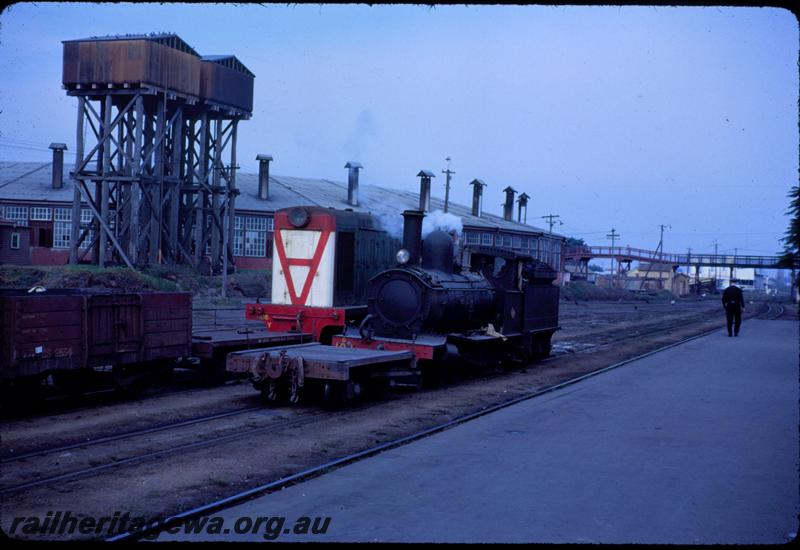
left=160, top=319, right=798, bottom=543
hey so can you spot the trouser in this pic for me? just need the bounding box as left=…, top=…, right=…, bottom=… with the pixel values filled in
left=725, top=305, right=742, bottom=336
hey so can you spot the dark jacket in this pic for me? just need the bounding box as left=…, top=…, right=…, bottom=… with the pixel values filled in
left=722, top=285, right=745, bottom=309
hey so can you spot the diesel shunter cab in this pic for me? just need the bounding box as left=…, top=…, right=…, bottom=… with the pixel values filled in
left=245, top=206, right=399, bottom=343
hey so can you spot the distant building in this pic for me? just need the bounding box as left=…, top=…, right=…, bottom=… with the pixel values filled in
left=0, top=160, right=565, bottom=272
left=692, top=265, right=757, bottom=290
left=623, top=261, right=690, bottom=296
left=0, top=220, right=31, bottom=265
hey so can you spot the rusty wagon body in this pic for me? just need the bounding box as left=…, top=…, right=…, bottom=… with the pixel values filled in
left=0, top=289, right=192, bottom=383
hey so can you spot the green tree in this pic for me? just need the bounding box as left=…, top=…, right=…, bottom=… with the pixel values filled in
left=565, top=237, right=586, bottom=247
left=779, top=185, right=799, bottom=267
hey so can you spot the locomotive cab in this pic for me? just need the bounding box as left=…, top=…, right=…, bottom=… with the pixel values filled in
left=245, top=206, right=399, bottom=342
left=468, top=248, right=560, bottom=336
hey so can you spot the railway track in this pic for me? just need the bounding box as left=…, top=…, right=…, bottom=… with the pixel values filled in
left=0, top=405, right=345, bottom=496
left=554, top=301, right=782, bottom=357
left=4, top=299, right=791, bottom=540
left=758, top=302, right=787, bottom=320
left=0, top=405, right=264, bottom=464
left=2, top=372, right=221, bottom=420
left=107, top=322, right=737, bottom=542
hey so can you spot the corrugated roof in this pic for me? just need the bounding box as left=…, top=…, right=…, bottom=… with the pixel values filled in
left=0, top=161, right=563, bottom=239
left=0, top=162, right=76, bottom=202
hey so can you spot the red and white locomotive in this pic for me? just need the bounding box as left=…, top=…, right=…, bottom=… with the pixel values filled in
left=245, top=206, right=398, bottom=343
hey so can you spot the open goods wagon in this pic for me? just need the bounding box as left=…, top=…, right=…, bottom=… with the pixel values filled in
left=0, top=289, right=192, bottom=390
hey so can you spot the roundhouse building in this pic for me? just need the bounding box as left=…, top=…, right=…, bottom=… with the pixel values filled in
left=0, top=157, right=564, bottom=272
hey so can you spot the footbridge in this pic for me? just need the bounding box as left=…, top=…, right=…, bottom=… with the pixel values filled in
left=563, top=245, right=797, bottom=271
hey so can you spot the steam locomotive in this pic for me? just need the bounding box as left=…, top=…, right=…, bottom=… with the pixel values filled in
left=334, top=209, right=560, bottom=371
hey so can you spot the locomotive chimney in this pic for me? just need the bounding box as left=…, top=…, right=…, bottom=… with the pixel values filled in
left=49, top=143, right=67, bottom=189
left=417, top=170, right=435, bottom=212
left=469, top=179, right=486, bottom=217
left=402, top=209, right=425, bottom=266
left=345, top=161, right=362, bottom=206
left=517, top=192, right=530, bottom=223
left=503, top=186, right=516, bottom=221
left=256, top=154, right=273, bottom=200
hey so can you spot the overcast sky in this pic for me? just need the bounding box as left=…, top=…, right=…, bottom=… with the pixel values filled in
left=0, top=3, right=796, bottom=257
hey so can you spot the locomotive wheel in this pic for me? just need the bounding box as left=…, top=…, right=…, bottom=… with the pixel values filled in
left=111, top=365, right=145, bottom=396
left=418, top=360, right=445, bottom=387
left=322, top=381, right=348, bottom=410
left=202, top=358, right=228, bottom=386
left=53, top=370, right=94, bottom=396
left=1, top=377, right=43, bottom=411
left=531, top=334, right=553, bottom=360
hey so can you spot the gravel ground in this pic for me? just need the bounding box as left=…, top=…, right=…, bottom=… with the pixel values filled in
left=0, top=298, right=785, bottom=540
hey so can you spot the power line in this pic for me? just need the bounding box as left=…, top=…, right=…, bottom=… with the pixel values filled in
left=540, top=214, right=563, bottom=234
left=0, top=142, right=77, bottom=156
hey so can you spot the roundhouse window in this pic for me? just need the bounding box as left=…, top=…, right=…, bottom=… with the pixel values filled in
left=30, top=207, right=52, bottom=221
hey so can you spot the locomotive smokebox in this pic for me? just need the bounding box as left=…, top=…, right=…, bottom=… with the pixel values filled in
left=422, top=230, right=454, bottom=273
left=402, top=210, right=425, bottom=266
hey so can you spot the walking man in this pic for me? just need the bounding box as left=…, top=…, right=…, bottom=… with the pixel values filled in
left=722, top=282, right=745, bottom=337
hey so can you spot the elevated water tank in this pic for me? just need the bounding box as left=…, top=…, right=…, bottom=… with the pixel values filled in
left=200, top=55, right=255, bottom=113
left=62, top=33, right=202, bottom=97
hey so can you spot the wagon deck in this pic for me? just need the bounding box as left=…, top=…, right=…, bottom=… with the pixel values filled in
left=191, top=328, right=311, bottom=359
left=227, top=342, right=417, bottom=382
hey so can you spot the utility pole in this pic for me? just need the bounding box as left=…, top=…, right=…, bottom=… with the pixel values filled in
left=713, top=239, right=719, bottom=293
left=688, top=246, right=700, bottom=295
left=221, top=162, right=238, bottom=298
left=541, top=214, right=562, bottom=234
left=606, top=228, right=620, bottom=287
left=442, top=157, right=455, bottom=213
left=657, top=223, right=671, bottom=262
left=686, top=246, right=691, bottom=278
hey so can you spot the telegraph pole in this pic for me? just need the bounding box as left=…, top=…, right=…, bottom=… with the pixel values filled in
left=442, top=157, right=455, bottom=213
left=606, top=228, right=620, bottom=287
left=713, top=239, right=719, bottom=293
left=541, top=214, right=562, bottom=234
left=657, top=223, right=671, bottom=261
left=688, top=247, right=699, bottom=295
left=686, top=246, right=691, bottom=277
